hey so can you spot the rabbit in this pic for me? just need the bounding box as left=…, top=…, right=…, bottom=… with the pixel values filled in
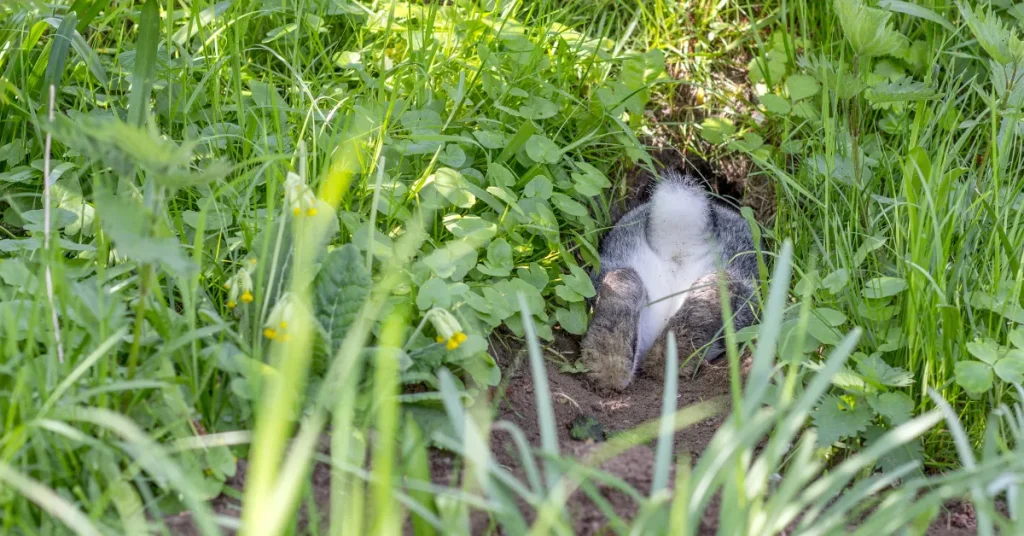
left=580, top=168, right=760, bottom=392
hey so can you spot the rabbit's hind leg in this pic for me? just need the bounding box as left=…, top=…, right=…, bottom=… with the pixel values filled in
left=640, top=273, right=757, bottom=379
left=581, top=268, right=646, bottom=392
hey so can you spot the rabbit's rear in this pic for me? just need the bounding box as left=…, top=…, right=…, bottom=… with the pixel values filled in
left=581, top=170, right=759, bottom=392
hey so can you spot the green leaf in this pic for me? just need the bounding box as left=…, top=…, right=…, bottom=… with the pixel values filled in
left=568, top=415, right=606, bottom=442
left=966, top=338, right=1002, bottom=365
left=95, top=193, right=195, bottom=275
left=834, top=0, right=909, bottom=58
left=862, top=276, right=908, bottom=299
left=550, top=193, right=589, bottom=218
left=555, top=302, right=588, bottom=335
left=822, top=268, right=849, bottom=294
left=571, top=162, right=611, bottom=197
left=314, top=244, right=372, bottom=350
left=786, top=74, right=821, bottom=101
left=46, top=114, right=229, bottom=189
left=477, top=238, right=513, bottom=277
left=524, top=175, right=553, bottom=199
left=430, top=168, right=476, bottom=208
left=524, top=135, right=561, bottom=164
left=519, top=96, right=559, bottom=120
left=863, top=425, right=924, bottom=477
left=127, top=0, right=159, bottom=126
left=812, top=395, right=874, bottom=447
left=807, top=316, right=843, bottom=346
left=957, top=2, right=1024, bottom=65
left=868, top=76, right=937, bottom=105
left=994, top=354, right=1024, bottom=383
left=416, top=278, right=450, bottom=310
left=563, top=264, right=596, bottom=299
left=1009, top=327, right=1024, bottom=350
left=699, top=117, right=736, bottom=144
left=439, top=144, right=467, bottom=168
left=473, top=130, right=506, bottom=149
left=955, top=361, right=994, bottom=395
left=759, top=93, right=791, bottom=115
left=868, top=391, right=914, bottom=425
left=969, top=291, right=1024, bottom=324
left=814, top=308, right=847, bottom=327
left=878, top=1, right=955, bottom=33
left=517, top=263, right=549, bottom=291
left=857, top=353, right=914, bottom=387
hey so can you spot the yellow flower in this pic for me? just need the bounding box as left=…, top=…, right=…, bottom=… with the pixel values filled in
left=263, top=328, right=278, bottom=340
left=436, top=335, right=445, bottom=343
left=454, top=332, right=467, bottom=343
left=264, top=293, right=296, bottom=342
left=225, top=262, right=255, bottom=307
left=446, top=338, right=459, bottom=351
left=284, top=171, right=318, bottom=217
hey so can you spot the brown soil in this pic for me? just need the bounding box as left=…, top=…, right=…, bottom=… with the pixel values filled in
left=484, top=330, right=736, bottom=535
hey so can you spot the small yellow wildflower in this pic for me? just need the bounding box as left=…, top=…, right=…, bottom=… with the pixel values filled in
left=446, top=338, right=459, bottom=351
left=436, top=335, right=445, bottom=343
left=240, top=290, right=254, bottom=304
left=264, top=293, right=296, bottom=342
left=454, top=332, right=467, bottom=343
left=284, top=171, right=318, bottom=217
left=227, top=300, right=237, bottom=309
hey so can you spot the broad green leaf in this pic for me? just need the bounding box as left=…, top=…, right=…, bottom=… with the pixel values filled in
left=314, top=244, right=372, bottom=350
left=524, top=175, right=553, bottom=199
left=955, top=360, right=993, bottom=395
left=517, top=263, right=549, bottom=291
left=563, top=264, right=596, bottom=299
left=812, top=394, right=874, bottom=447
left=555, top=302, right=588, bottom=335
left=439, top=144, right=467, bottom=168
left=786, top=74, right=821, bottom=101
left=571, top=162, right=611, bottom=197
left=525, top=135, right=561, bottom=164
left=1009, top=327, right=1024, bottom=350
left=878, top=1, right=955, bottom=33
left=473, top=130, right=506, bottom=149
left=759, top=93, right=791, bottom=115
left=994, top=354, right=1024, bottom=383
left=834, top=0, right=909, bottom=58
left=966, top=338, right=1002, bottom=365
left=862, top=276, right=908, bottom=299
left=807, top=315, right=843, bottom=346
left=814, top=308, right=847, bottom=327
left=699, top=117, right=736, bottom=144
left=430, top=168, right=476, bottom=208
left=969, top=291, right=1024, bottom=324
left=857, top=353, right=914, bottom=387
left=957, top=2, right=1024, bottom=65
left=868, top=391, right=914, bottom=425
left=868, top=76, right=937, bottom=105
left=95, top=193, right=195, bottom=275
left=822, top=268, right=849, bottom=294
left=477, top=238, right=513, bottom=277
left=416, top=278, right=450, bottom=310
left=550, top=193, right=589, bottom=218
left=519, top=96, right=558, bottom=120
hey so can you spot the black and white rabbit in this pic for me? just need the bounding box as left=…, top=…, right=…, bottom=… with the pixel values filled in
left=581, top=169, right=760, bottom=392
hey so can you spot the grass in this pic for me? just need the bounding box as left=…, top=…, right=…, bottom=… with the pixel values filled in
left=1, top=0, right=1024, bottom=534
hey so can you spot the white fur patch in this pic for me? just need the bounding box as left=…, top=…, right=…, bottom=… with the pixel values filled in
left=626, top=181, right=715, bottom=370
